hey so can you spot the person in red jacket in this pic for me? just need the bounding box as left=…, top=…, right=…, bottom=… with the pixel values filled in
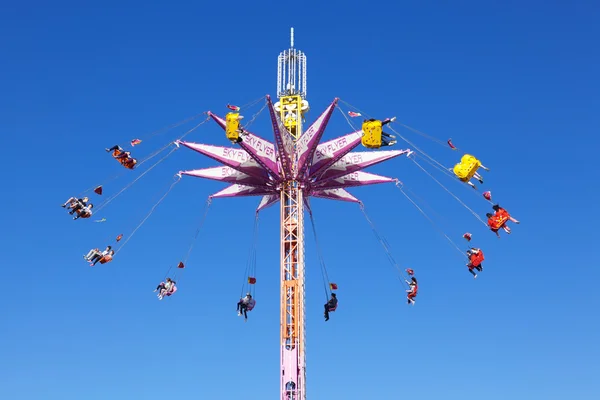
left=405, top=277, right=418, bottom=305
left=487, top=204, right=520, bottom=237
left=466, top=248, right=484, bottom=278
left=492, top=205, right=520, bottom=223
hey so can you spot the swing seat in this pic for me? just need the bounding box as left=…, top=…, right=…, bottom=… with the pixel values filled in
left=121, top=158, right=136, bottom=169
left=494, top=212, right=509, bottom=228
left=495, top=208, right=510, bottom=220
left=453, top=154, right=481, bottom=181
left=488, top=214, right=508, bottom=230
left=166, top=285, right=177, bottom=296
left=328, top=303, right=337, bottom=312
left=112, top=149, right=136, bottom=169
left=470, top=251, right=484, bottom=267
left=487, top=217, right=499, bottom=231
left=78, top=211, right=92, bottom=219
left=361, top=119, right=382, bottom=149
left=246, top=299, right=256, bottom=311
left=225, top=112, right=241, bottom=142
left=99, top=254, right=113, bottom=264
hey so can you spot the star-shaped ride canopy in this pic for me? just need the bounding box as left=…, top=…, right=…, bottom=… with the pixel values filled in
left=177, top=96, right=411, bottom=211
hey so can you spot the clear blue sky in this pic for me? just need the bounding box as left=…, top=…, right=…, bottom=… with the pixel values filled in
left=1, top=1, right=599, bottom=399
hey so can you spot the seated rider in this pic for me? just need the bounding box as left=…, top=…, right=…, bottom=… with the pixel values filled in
left=84, top=245, right=112, bottom=266
left=458, top=170, right=487, bottom=190
left=106, top=145, right=125, bottom=156
left=324, top=293, right=338, bottom=321
left=62, top=196, right=90, bottom=215
left=237, top=293, right=255, bottom=321
left=234, top=125, right=247, bottom=144
left=84, top=248, right=100, bottom=262
left=163, top=278, right=176, bottom=298
left=106, top=145, right=137, bottom=169
left=492, top=204, right=520, bottom=224
left=121, top=155, right=137, bottom=169
left=406, top=277, right=418, bottom=305
left=466, top=248, right=484, bottom=278
left=97, top=249, right=114, bottom=265
left=381, top=117, right=397, bottom=146
left=365, top=117, right=397, bottom=146
left=73, top=203, right=93, bottom=220
left=469, top=169, right=488, bottom=188
left=487, top=204, right=520, bottom=237
left=154, top=277, right=176, bottom=300
left=154, top=281, right=167, bottom=297
left=454, top=157, right=490, bottom=189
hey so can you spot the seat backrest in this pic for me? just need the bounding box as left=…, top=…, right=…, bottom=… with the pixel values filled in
left=225, top=112, right=240, bottom=142
left=453, top=162, right=471, bottom=179
left=124, top=159, right=136, bottom=169
left=476, top=251, right=485, bottom=263
left=495, top=213, right=509, bottom=226
left=454, top=154, right=481, bottom=180
left=361, top=120, right=382, bottom=149
left=471, top=251, right=484, bottom=266
left=167, top=285, right=178, bottom=296
left=496, top=208, right=510, bottom=219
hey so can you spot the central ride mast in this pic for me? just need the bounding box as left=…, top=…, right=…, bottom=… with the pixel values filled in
left=278, top=27, right=309, bottom=400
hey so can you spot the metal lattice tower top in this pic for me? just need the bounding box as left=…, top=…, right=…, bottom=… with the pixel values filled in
left=277, top=27, right=307, bottom=99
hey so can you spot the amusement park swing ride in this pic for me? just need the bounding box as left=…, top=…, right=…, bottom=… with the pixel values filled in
left=64, top=28, right=519, bottom=400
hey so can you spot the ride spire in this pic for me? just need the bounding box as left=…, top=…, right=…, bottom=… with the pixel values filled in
left=276, top=28, right=308, bottom=140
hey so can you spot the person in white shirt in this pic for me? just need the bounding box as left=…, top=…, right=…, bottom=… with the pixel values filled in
left=237, top=293, right=255, bottom=320
left=73, top=203, right=93, bottom=220
left=155, top=277, right=176, bottom=300
left=85, top=245, right=112, bottom=266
